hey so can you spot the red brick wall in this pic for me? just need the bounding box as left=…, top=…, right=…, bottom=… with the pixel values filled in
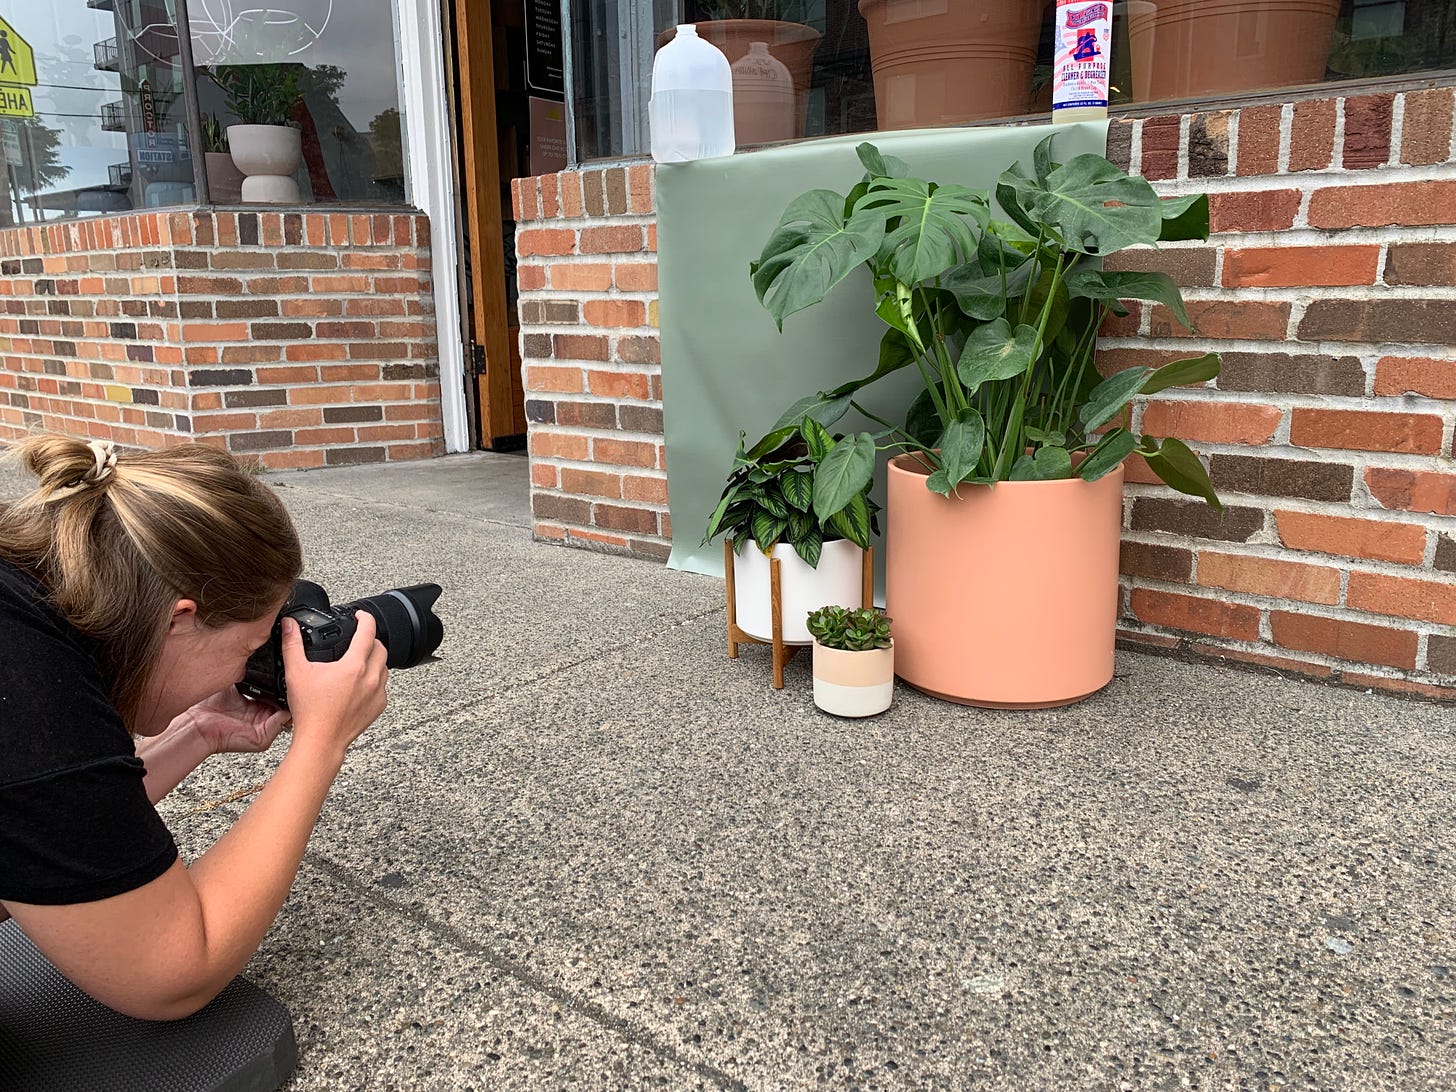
left=512, top=166, right=667, bottom=558
left=516, top=84, right=1456, bottom=698
left=0, top=209, right=444, bottom=469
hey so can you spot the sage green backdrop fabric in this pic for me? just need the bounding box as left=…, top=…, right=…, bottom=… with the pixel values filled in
left=657, top=120, right=1109, bottom=579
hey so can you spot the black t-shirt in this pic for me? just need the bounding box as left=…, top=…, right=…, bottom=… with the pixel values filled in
left=0, top=558, right=178, bottom=905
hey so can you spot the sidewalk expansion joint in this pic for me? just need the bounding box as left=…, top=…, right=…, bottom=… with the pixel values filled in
left=299, top=847, right=749, bottom=1090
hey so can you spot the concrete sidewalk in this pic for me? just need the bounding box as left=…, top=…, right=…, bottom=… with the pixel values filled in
left=7, top=452, right=1456, bottom=1089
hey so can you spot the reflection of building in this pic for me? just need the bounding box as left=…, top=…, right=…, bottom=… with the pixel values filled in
left=89, top=0, right=193, bottom=208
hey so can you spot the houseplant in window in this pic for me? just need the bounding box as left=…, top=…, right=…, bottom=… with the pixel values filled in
left=209, top=64, right=305, bottom=204
left=856, top=0, right=1045, bottom=129
left=807, top=605, right=894, bottom=718
left=704, top=413, right=879, bottom=646
left=200, top=113, right=245, bottom=204
left=749, top=136, right=1221, bottom=708
left=668, top=2, right=821, bottom=144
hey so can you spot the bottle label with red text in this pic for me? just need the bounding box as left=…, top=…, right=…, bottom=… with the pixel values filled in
left=1053, top=0, right=1111, bottom=111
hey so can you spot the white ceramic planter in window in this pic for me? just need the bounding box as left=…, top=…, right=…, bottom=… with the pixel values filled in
left=732, top=538, right=865, bottom=645
left=228, top=125, right=303, bottom=204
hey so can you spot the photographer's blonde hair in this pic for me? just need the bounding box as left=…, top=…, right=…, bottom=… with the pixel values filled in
left=0, top=434, right=303, bottom=727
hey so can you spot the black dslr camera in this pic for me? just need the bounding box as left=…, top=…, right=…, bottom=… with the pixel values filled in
left=239, top=580, right=444, bottom=708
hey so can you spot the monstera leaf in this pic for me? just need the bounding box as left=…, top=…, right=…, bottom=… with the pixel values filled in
left=855, top=176, right=989, bottom=284
left=751, top=189, right=885, bottom=328
left=1002, top=153, right=1163, bottom=256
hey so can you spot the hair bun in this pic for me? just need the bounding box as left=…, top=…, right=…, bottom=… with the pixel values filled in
left=12, top=434, right=122, bottom=503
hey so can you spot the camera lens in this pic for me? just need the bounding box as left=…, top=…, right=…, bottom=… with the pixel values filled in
left=337, top=584, right=444, bottom=669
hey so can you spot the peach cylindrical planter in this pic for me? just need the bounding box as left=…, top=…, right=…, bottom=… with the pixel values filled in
left=812, top=640, right=894, bottom=718
left=885, top=454, right=1125, bottom=708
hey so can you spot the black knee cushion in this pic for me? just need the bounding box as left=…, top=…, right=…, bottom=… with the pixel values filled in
left=0, top=919, right=297, bottom=1092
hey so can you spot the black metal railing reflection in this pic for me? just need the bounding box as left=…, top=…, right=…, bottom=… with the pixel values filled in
left=94, top=38, right=120, bottom=72
left=100, top=100, right=125, bottom=131
left=109, top=162, right=132, bottom=189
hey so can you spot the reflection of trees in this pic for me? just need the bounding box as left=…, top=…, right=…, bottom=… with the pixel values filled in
left=8, top=120, right=71, bottom=192
left=36, top=34, right=112, bottom=147
left=0, top=119, right=71, bottom=227
left=369, top=107, right=401, bottom=178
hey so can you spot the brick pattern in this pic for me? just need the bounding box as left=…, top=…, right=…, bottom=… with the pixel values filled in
left=0, top=209, right=444, bottom=469
left=1102, top=85, right=1456, bottom=699
left=513, top=164, right=666, bottom=560
left=518, top=85, right=1456, bottom=699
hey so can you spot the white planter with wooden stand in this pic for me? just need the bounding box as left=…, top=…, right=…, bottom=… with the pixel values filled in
left=227, top=124, right=303, bottom=204
left=812, top=639, right=894, bottom=718
left=724, top=539, right=873, bottom=689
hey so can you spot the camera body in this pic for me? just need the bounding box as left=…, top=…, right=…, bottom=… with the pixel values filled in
left=239, top=579, right=443, bottom=708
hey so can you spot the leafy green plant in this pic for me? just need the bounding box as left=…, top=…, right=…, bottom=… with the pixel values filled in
left=749, top=135, right=1223, bottom=512
left=807, top=605, right=892, bottom=651
left=200, top=113, right=229, bottom=154
left=703, top=414, right=880, bottom=568
left=208, top=64, right=304, bottom=128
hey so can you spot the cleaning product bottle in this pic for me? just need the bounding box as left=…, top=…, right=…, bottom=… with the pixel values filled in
left=1052, top=0, right=1112, bottom=123
left=650, top=24, right=735, bottom=163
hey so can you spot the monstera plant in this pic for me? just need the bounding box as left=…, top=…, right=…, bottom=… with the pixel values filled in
left=748, top=134, right=1222, bottom=708
left=751, top=134, right=1221, bottom=516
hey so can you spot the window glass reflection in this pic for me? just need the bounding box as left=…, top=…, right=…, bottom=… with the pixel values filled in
left=186, top=0, right=408, bottom=204
left=0, top=2, right=191, bottom=224
left=573, top=0, right=1456, bottom=160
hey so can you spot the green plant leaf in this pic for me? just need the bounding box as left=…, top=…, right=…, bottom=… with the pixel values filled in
left=904, top=388, right=943, bottom=450
left=1066, top=269, right=1191, bottom=331
left=782, top=469, right=814, bottom=512
left=750, top=510, right=787, bottom=549
left=702, top=489, right=736, bottom=543
left=1006, top=154, right=1163, bottom=255
left=856, top=177, right=989, bottom=284
left=957, top=318, right=1039, bottom=391
left=938, top=409, right=986, bottom=488
left=855, top=142, right=910, bottom=179
left=1158, top=193, right=1210, bottom=242
left=751, top=189, right=885, bottom=327
left=1080, top=366, right=1152, bottom=432
left=925, top=468, right=952, bottom=496
left=1141, top=436, right=1222, bottom=509
left=994, top=163, right=1042, bottom=240
left=941, top=259, right=1036, bottom=321
left=1025, top=425, right=1066, bottom=446
left=757, top=487, right=790, bottom=520
left=793, top=525, right=823, bottom=569
left=812, top=433, right=876, bottom=523
left=827, top=493, right=873, bottom=547
left=1009, top=445, right=1073, bottom=481
left=1033, top=133, right=1059, bottom=184
left=1077, top=427, right=1138, bottom=481
left=771, top=390, right=853, bottom=433
left=1140, top=352, right=1221, bottom=395
left=800, top=415, right=834, bottom=459
left=744, top=424, right=801, bottom=461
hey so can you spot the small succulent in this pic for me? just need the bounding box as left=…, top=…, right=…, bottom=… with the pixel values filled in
left=807, top=605, right=892, bottom=652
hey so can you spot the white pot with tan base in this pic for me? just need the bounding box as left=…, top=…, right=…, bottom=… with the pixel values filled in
left=812, top=640, right=894, bottom=718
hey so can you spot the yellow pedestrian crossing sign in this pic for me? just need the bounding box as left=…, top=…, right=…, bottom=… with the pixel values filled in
left=0, top=84, right=30, bottom=118
left=0, top=16, right=37, bottom=89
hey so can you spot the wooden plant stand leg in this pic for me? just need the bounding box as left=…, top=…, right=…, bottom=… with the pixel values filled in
left=724, top=539, right=740, bottom=660
left=862, top=545, right=875, bottom=609
left=723, top=538, right=800, bottom=690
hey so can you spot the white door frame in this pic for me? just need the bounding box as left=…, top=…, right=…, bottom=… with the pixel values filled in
left=396, top=0, right=471, bottom=454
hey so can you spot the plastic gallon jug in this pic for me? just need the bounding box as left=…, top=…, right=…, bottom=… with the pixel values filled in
left=650, top=24, right=735, bottom=163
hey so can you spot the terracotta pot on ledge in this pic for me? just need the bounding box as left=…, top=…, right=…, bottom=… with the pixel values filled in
left=1126, top=0, right=1342, bottom=103
left=856, top=0, right=1046, bottom=130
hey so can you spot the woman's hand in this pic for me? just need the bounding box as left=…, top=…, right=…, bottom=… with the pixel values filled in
left=279, top=611, right=389, bottom=766
left=188, top=687, right=292, bottom=756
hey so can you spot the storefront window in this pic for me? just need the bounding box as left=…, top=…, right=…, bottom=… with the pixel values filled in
left=572, top=0, right=1456, bottom=160
left=186, top=0, right=408, bottom=204
left=0, top=2, right=192, bottom=224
